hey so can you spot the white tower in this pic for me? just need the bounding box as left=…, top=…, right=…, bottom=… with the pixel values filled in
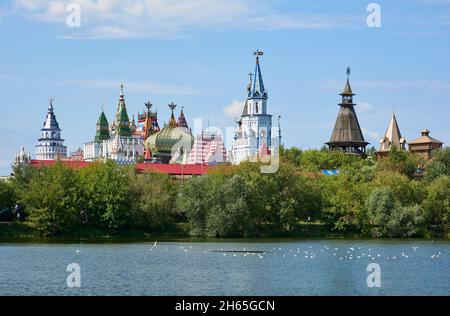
left=231, top=51, right=274, bottom=164
left=35, top=100, right=67, bottom=160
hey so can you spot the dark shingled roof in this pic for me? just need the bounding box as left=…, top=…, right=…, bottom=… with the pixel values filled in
left=327, top=76, right=368, bottom=149
left=327, top=106, right=367, bottom=145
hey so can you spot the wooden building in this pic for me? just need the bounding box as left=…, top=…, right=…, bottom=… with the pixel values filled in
left=408, top=129, right=443, bottom=160
left=326, top=68, right=369, bottom=156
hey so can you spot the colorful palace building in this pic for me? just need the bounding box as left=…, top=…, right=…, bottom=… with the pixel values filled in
left=84, top=85, right=145, bottom=164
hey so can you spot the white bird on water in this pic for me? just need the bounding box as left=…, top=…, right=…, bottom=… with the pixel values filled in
left=76, top=249, right=81, bottom=254
left=153, top=241, right=158, bottom=249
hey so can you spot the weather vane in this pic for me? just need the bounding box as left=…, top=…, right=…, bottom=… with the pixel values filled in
left=145, top=101, right=153, bottom=111
left=168, top=102, right=177, bottom=112
left=254, top=50, right=264, bottom=57
left=248, top=72, right=253, bottom=82
left=120, top=84, right=124, bottom=95
left=346, top=67, right=351, bottom=78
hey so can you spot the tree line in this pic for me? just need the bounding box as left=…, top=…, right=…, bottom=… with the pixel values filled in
left=0, top=147, right=449, bottom=238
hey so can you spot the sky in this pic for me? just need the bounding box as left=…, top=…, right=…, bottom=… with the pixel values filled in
left=0, top=0, right=449, bottom=175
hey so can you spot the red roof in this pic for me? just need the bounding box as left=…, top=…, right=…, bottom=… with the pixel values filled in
left=136, top=163, right=209, bottom=175
left=30, top=160, right=92, bottom=169
left=29, top=160, right=209, bottom=175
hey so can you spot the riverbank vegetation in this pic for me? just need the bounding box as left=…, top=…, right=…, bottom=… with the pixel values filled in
left=0, top=147, right=449, bottom=239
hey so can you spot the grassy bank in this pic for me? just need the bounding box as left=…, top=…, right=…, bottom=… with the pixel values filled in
left=1, top=221, right=447, bottom=243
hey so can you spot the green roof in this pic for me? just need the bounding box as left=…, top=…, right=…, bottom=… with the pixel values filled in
left=94, top=111, right=110, bottom=142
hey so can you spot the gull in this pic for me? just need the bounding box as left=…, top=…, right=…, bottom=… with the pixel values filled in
left=153, top=241, right=158, bottom=249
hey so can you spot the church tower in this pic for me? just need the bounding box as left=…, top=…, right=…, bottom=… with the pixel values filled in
left=94, top=110, right=110, bottom=142
left=231, top=51, right=274, bottom=164
left=112, top=85, right=132, bottom=137
left=376, top=112, right=406, bottom=158
left=35, top=100, right=67, bottom=160
left=326, top=68, right=368, bottom=156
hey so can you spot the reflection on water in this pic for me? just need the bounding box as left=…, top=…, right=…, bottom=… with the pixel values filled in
left=0, top=240, right=448, bottom=295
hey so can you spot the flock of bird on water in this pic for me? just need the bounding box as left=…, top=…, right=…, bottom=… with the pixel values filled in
left=73, top=241, right=444, bottom=261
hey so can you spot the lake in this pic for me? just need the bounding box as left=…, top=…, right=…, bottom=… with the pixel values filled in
left=0, top=240, right=448, bottom=296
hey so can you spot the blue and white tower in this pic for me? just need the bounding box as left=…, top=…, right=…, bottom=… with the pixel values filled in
left=231, top=51, right=275, bottom=164
left=35, top=100, right=67, bottom=160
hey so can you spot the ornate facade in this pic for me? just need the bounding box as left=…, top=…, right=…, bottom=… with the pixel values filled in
left=35, top=100, right=68, bottom=160
left=231, top=51, right=278, bottom=165
left=84, top=85, right=144, bottom=164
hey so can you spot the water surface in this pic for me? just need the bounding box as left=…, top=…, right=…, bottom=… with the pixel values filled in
left=0, top=240, right=448, bottom=295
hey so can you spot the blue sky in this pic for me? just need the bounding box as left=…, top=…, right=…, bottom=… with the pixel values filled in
left=0, top=0, right=449, bottom=175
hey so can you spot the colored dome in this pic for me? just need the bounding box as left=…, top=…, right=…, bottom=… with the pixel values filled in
left=146, top=125, right=193, bottom=155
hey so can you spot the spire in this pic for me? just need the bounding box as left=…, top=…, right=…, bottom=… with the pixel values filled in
left=249, top=50, right=267, bottom=99
left=341, top=67, right=355, bottom=97
left=168, top=102, right=177, bottom=128
left=95, top=110, right=110, bottom=142
left=177, top=106, right=188, bottom=128
left=114, top=85, right=132, bottom=137
left=278, top=115, right=282, bottom=146
left=49, top=98, right=54, bottom=112
left=43, top=99, right=61, bottom=130
left=379, top=112, right=406, bottom=151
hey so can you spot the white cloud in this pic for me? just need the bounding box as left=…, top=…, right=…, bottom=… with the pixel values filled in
left=12, top=0, right=360, bottom=39
left=223, top=100, right=245, bottom=119
left=362, top=128, right=380, bottom=142
left=358, top=101, right=374, bottom=113
left=63, top=79, right=205, bottom=96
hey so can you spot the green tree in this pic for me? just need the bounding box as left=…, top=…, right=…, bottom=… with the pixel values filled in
left=129, top=172, right=177, bottom=231
left=0, top=180, right=17, bottom=221
left=22, top=163, right=81, bottom=236
left=319, top=170, right=369, bottom=232
left=205, top=175, right=252, bottom=237
left=425, top=148, right=450, bottom=181
left=366, top=186, right=426, bottom=237
left=376, top=147, right=420, bottom=178
left=177, top=174, right=224, bottom=236
left=372, top=171, right=426, bottom=206
left=422, top=176, right=450, bottom=232
left=79, top=161, right=131, bottom=230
